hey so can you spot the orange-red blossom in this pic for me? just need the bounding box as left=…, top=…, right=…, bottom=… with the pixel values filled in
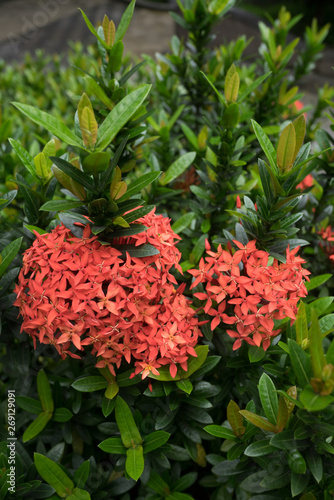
left=188, top=239, right=310, bottom=350
left=14, top=209, right=202, bottom=379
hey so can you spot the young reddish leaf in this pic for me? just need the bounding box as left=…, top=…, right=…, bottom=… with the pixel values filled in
left=227, top=400, right=245, bottom=437
left=276, top=396, right=289, bottom=432
left=239, top=410, right=278, bottom=433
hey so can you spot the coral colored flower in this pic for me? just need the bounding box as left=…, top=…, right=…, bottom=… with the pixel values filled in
left=296, top=174, right=314, bottom=191
left=318, top=226, right=334, bottom=262
left=188, top=240, right=310, bottom=351
left=14, top=210, right=202, bottom=379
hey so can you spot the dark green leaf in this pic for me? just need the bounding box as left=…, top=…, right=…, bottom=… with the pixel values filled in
left=71, top=376, right=108, bottom=392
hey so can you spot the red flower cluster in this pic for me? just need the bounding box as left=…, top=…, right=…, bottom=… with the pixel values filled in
left=14, top=209, right=202, bottom=379
left=319, top=226, right=334, bottom=262
left=188, top=240, right=310, bottom=350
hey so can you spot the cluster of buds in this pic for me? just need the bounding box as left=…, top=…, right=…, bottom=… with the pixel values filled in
left=189, top=240, right=310, bottom=350
left=14, top=210, right=202, bottom=379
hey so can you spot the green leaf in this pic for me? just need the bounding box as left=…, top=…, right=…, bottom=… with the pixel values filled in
left=200, top=71, right=226, bottom=107
left=171, top=212, right=195, bottom=234
left=288, top=339, right=312, bottom=387
left=238, top=71, right=271, bottom=103
left=114, top=243, right=159, bottom=259
left=98, top=437, right=127, bottom=454
left=277, top=123, right=296, bottom=170
left=244, top=439, right=276, bottom=457
left=251, top=119, right=278, bottom=174
left=105, top=381, right=119, bottom=400
left=305, top=449, right=323, bottom=483
left=34, top=453, right=74, bottom=498
left=96, top=85, right=151, bottom=151
left=239, top=410, right=277, bottom=433
left=115, top=396, right=142, bottom=448
left=0, top=237, right=22, bottom=278
left=115, top=0, right=136, bottom=43
left=309, top=309, right=326, bottom=378
left=291, top=471, right=309, bottom=497
left=296, top=301, right=308, bottom=346
left=306, top=274, right=332, bottom=292
left=270, top=430, right=304, bottom=450
left=53, top=408, right=73, bottom=423
left=23, top=412, right=52, bottom=442
left=16, top=396, right=43, bottom=414
left=176, top=379, right=193, bottom=394
left=305, top=297, right=334, bottom=321
left=40, top=199, right=86, bottom=212
left=248, top=345, right=265, bottom=363
left=12, top=103, right=84, bottom=149
left=258, top=373, right=278, bottom=425
left=161, top=152, right=196, bottom=185
left=288, top=449, right=307, bottom=474
left=67, top=488, right=91, bottom=500
left=9, top=138, right=39, bottom=180
left=143, top=431, right=170, bottom=454
left=37, top=369, right=54, bottom=413
left=125, top=445, right=144, bottom=481
left=0, top=190, right=17, bottom=213
left=79, top=9, right=110, bottom=51
left=71, top=376, right=108, bottom=392
left=292, top=114, right=306, bottom=163
left=50, top=157, right=95, bottom=192
left=225, top=64, right=239, bottom=102
left=299, top=385, right=334, bottom=411
left=24, top=225, right=47, bottom=235
left=204, top=425, right=236, bottom=440
left=73, top=460, right=90, bottom=489
left=117, top=171, right=161, bottom=202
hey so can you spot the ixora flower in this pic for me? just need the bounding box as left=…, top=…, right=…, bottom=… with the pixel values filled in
left=296, top=174, right=314, bottom=191
left=14, top=209, right=202, bottom=379
left=318, top=226, right=334, bottom=262
left=188, top=240, right=310, bottom=350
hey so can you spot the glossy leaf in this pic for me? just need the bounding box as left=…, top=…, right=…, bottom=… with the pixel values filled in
left=50, top=157, right=95, bottom=192
left=258, top=373, right=278, bottom=425
left=160, top=152, right=196, bottom=185
left=12, top=103, right=84, bottom=149
left=34, top=453, right=74, bottom=497
left=300, top=385, right=334, bottom=411
left=309, top=309, right=326, bottom=379
left=40, top=200, right=86, bottom=212
left=98, top=437, right=127, bottom=454
left=23, top=412, right=52, bottom=442
left=9, top=138, right=38, bottom=180
left=96, top=85, right=151, bottom=151
left=277, top=123, right=296, bottom=170
left=244, top=439, right=276, bottom=457
left=251, top=119, right=277, bottom=174
left=227, top=401, right=245, bottom=437
left=239, top=410, right=277, bottom=433
left=172, top=212, right=195, bottom=234
left=115, top=0, right=136, bottom=43
left=125, top=445, right=144, bottom=481
left=115, top=396, right=142, bottom=448
left=292, top=114, right=306, bottom=163
left=118, top=171, right=161, bottom=202
left=143, top=431, right=170, bottom=454
left=204, top=425, right=236, bottom=440
left=0, top=238, right=22, bottom=278
left=288, top=339, right=312, bottom=387
left=37, top=369, right=54, bottom=413
left=71, top=376, right=108, bottom=392
left=296, top=301, right=308, bottom=347
left=306, top=274, right=332, bottom=292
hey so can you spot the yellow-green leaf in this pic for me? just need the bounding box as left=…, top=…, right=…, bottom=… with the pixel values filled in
left=103, top=15, right=115, bottom=46
left=292, top=114, right=306, bottom=163
left=296, top=301, right=308, bottom=347
left=105, top=381, right=119, bottom=400
left=277, top=123, right=296, bottom=170
left=225, top=70, right=239, bottom=103
left=34, top=152, right=51, bottom=181
left=285, top=386, right=297, bottom=416
left=78, top=94, right=98, bottom=148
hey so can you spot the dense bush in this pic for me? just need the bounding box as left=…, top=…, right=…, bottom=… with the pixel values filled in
left=1, top=1, right=334, bottom=499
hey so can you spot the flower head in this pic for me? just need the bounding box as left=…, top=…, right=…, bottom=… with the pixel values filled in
left=189, top=240, right=310, bottom=351
left=14, top=210, right=201, bottom=379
